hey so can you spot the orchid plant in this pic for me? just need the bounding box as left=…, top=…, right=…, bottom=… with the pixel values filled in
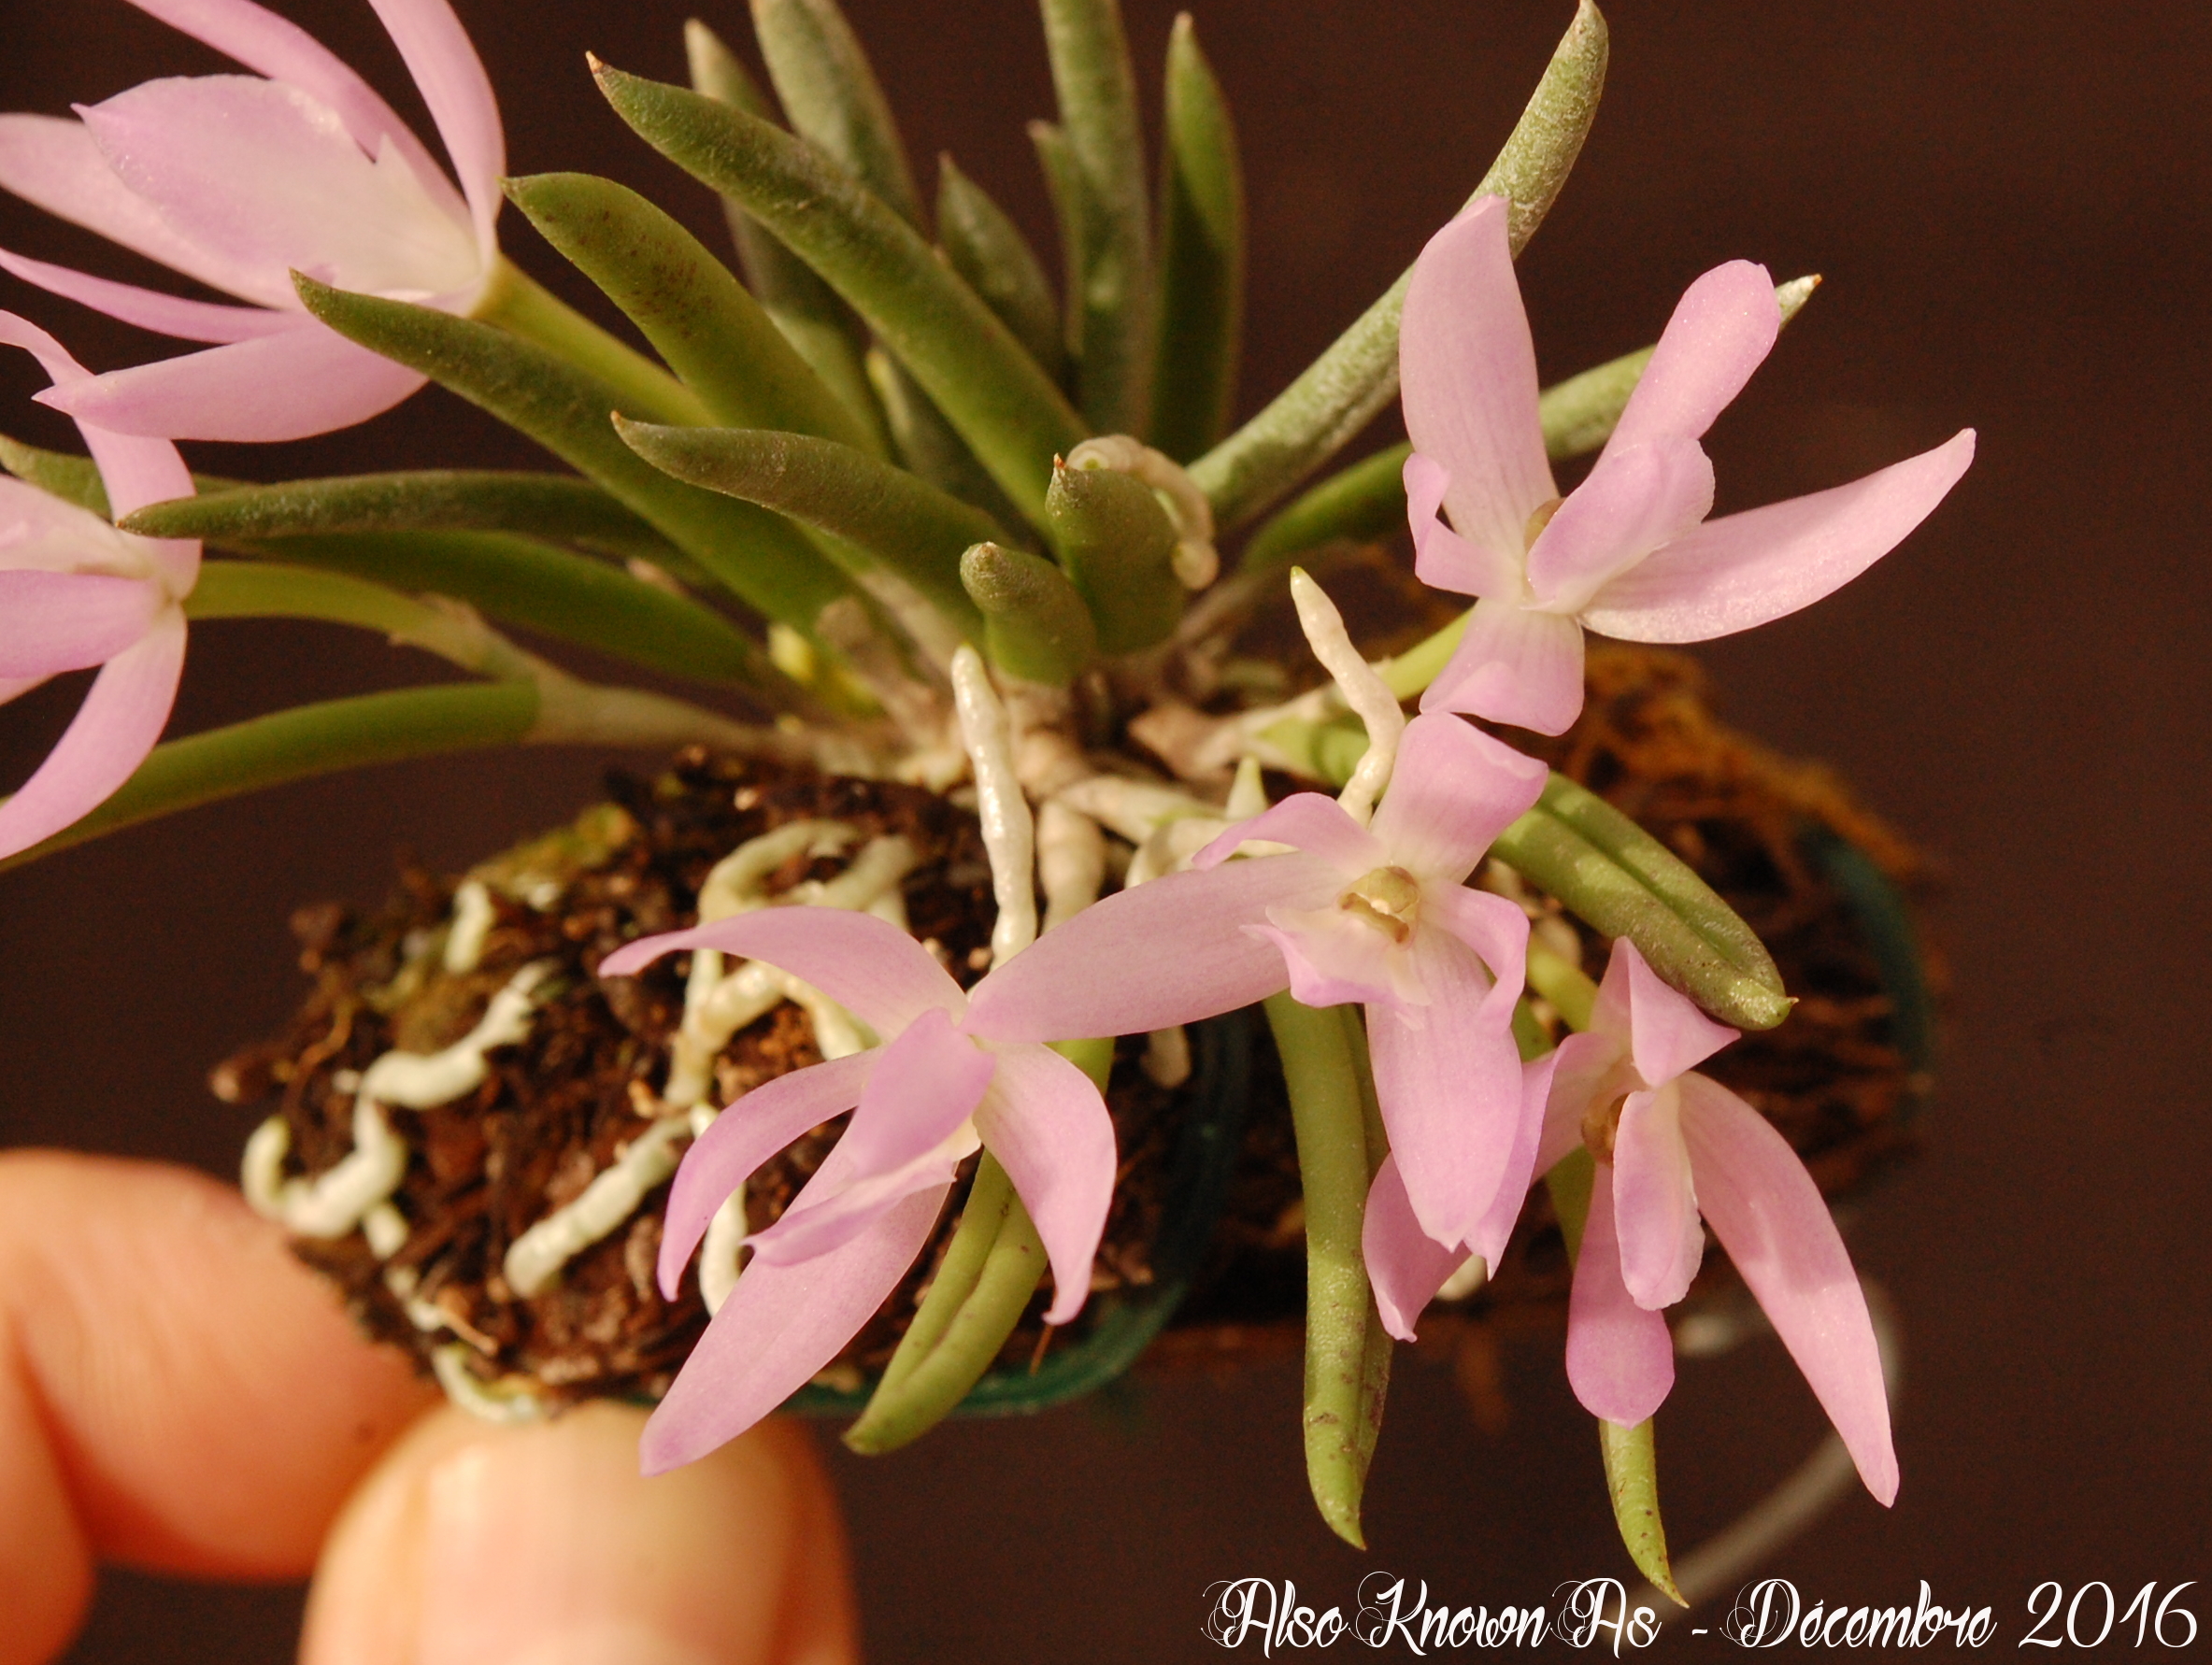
left=0, top=0, right=1971, bottom=1593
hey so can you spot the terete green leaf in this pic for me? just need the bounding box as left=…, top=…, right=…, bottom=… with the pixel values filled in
left=1150, top=14, right=1245, bottom=462
left=1186, top=0, right=1607, bottom=530
left=593, top=63, right=1087, bottom=530
left=293, top=275, right=849, bottom=634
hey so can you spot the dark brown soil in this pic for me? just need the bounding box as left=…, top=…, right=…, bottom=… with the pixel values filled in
left=213, top=647, right=1930, bottom=1410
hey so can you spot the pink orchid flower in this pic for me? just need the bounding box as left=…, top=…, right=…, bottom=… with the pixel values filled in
left=1539, top=937, right=1896, bottom=1504
left=598, top=907, right=1116, bottom=1473
left=967, top=712, right=1548, bottom=1256
left=0, top=311, right=197, bottom=860
left=0, top=0, right=503, bottom=441
left=1402, top=194, right=1976, bottom=735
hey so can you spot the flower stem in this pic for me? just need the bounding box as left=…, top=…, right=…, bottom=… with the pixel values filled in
left=473, top=257, right=713, bottom=427
left=1264, top=991, right=1389, bottom=1548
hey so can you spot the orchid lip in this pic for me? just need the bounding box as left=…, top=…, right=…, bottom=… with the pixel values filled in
left=1336, top=864, right=1422, bottom=944
left=1583, top=1089, right=1631, bottom=1164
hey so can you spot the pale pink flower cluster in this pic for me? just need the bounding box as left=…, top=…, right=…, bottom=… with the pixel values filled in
left=597, top=198, right=1963, bottom=1489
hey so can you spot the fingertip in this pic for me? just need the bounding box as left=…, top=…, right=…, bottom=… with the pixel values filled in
left=304, top=1404, right=856, bottom=1665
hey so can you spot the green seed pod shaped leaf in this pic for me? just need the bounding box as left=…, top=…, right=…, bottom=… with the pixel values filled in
left=959, top=541, right=1098, bottom=684
left=1043, top=457, right=1180, bottom=654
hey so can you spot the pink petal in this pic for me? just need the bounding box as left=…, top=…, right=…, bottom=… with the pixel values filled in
left=0, top=114, right=274, bottom=301
left=0, top=310, right=197, bottom=536
left=1606, top=261, right=1779, bottom=450
left=0, top=248, right=293, bottom=344
left=1525, top=436, right=1715, bottom=614
left=1398, top=195, right=1556, bottom=559
left=364, top=0, right=506, bottom=254
left=1416, top=597, right=1586, bottom=735
left=1406, top=450, right=1520, bottom=602
left=1193, top=790, right=1379, bottom=876
left=0, top=570, right=161, bottom=676
left=1422, top=886, right=1532, bottom=991
left=0, top=476, right=141, bottom=571
left=121, top=0, right=464, bottom=223
left=1463, top=1049, right=1561, bottom=1273
left=0, top=609, right=182, bottom=860
left=1365, top=927, right=1524, bottom=1247
left=749, top=1009, right=992, bottom=1264
left=655, top=1050, right=874, bottom=1300
left=961, top=854, right=1340, bottom=1043
left=1253, top=905, right=1419, bottom=1013
left=1614, top=936, right=1738, bottom=1086
left=78, top=77, right=479, bottom=302
left=0, top=676, right=48, bottom=709
left=639, top=1183, right=946, bottom=1473
left=971, top=1042, right=1117, bottom=1325
left=1678, top=1073, right=1897, bottom=1504
left=599, top=906, right=964, bottom=1038
left=1534, top=1030, right=1626, bottom=1178
left=1610, top=1084, right=1705, bottom=1309
left=1362, top=1154, right=1463, bottom=1343
left=1369, top=714, right=1548, bottom=883
left=1563, top=1172, right=1676, bottom=1425
left=1580, top=431, right=1977, bottom=646
left=35, top=326, right=432, bottom=444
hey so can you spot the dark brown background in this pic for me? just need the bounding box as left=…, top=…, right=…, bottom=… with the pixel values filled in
left=3, top=1, right=2205, bottom=1658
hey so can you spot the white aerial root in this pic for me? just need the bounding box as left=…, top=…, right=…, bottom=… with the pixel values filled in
left=950, top=645, right=1037, bottom=964
left=1141, top=1025, right=1192, bottom=1088
left=241, top=961, right=555, bottom=1242
left=814, top=598, right=964, bottom=788
left=502, top=1116, right=694, bottom=1298
left=1037, top=798, right=1106, bottom=932
left=999, top=681, right=1092, bottom=797
left=1289, top=569, right=1404, bottom=824
left=699, top=1189, right=749, bottom=1316
left=1066, top=435, right=1220, bottom=589
left=441, top=878, right=496, bottom=974
left=431, top=1344, right=547, bottom=1425
left=663, top=825, right=916, bottom=1108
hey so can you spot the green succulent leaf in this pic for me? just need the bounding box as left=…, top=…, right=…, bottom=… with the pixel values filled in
left=752, top=0, right=924, bottom=227
left=1187, top=0, right=1607, bottom=530
left=615, top=418, right=992, bottom=637
left=1039, top=0, right=1157, bottom=437
left=0, top=683, right=539, bottom=872
left=1044, top=456, right=1181, bottom=654
left=117, top=469, right=674, bottom=562
left=471, top=258, right=710, bottom=427
left=293, top=275, right=849, bottom=634
left=593, top=63, right=1087, bottom=530
left=937, top=155, right=1065, bottom=381
left=683, top=18, right=892, bottom=459
left=7, top=440, right=765, bottom=686
left=1241, top=444, right=1410, bottom=571
left=504, top=171, right=878, bottom=452
left=959, top=540, right=1098, bottom=684
left=1493, top=778, right=1791, bottom=1031
left=236, top=530, right=769, bottom=688
left=863, top=347, right=1033, bottom=532
left=1150, top=13, right=1245, bottom=462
